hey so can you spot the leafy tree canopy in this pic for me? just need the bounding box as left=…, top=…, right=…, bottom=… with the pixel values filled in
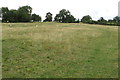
left=31, top=13, right=41, bottom=22
left=54, top=9, right=76, bottom=23
left=81, top=15, right=92, bottom=23
left=44, top=12, right=52, bottom=22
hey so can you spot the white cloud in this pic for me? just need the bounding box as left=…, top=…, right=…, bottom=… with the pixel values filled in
left=0, top=0, right=119, bottom=20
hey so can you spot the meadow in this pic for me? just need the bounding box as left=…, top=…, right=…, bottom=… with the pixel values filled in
left=2, top=22, right=118, bottom=78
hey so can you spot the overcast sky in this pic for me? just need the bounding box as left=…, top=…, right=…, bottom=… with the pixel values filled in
left=0, top=0, right=120, bottom=21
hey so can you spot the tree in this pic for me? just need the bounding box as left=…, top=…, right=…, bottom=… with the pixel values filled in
left=44, top=12, right=52, bottom=22
left=81, top=15, right=92, bottom=23
left=7, top=9, right=18, bottom=22
left=18, top=5, right=32, bottom=14
left=108, top=19, right=113, bottom=23
left=31, top=13, right=41, bottom=22
left=54, top=14, right=60, bottom=22
left=98, top=17, right=107, bottom=25
left=113, top=16, right=120, bottom=23
left=91, top=20, right=98, bottom=24
left=17, top=5, right=32, bottom=22
left=1, top=7, right=9, bottom=22
left=54, top=9, right=76, bottom=23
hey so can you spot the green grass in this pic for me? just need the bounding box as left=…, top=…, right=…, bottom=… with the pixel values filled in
left=2, top=22, right=118, bottom=78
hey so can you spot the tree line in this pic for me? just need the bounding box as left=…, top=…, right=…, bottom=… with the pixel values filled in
left=81, top=15, right=120, bottom=26
left=1, top=6, right=41, bottom=22
left=1, top=5, right=120, bottom=26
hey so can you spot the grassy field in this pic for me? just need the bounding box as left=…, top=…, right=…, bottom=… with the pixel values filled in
left=2, top=22, right=118, bottom=78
